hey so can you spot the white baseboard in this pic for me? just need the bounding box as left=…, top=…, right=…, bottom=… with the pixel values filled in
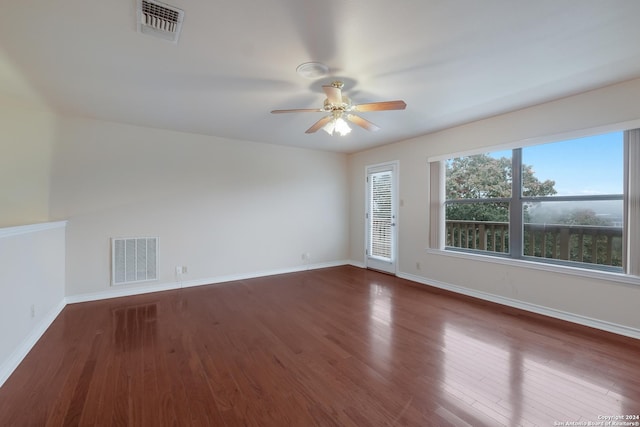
left=397, top=272, right=640, bottom=340
left=0, top=299, right=67, bottom=388
left=179, top=259, right=351, bottom=289
left=66, top=260, right=352, bottom=304
left=347, top=260, right=366, bottom=269
left=65, top=281, right=183, bottom=304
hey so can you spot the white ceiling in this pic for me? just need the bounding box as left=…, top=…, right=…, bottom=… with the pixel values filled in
left=2, top=1, right=640, bottom=153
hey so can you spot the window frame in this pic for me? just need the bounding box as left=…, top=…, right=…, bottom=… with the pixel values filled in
left=429, top=127, right=639, bottom=281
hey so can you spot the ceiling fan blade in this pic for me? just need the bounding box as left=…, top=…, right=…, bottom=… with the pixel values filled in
left=346, top=114, right=380, bottom=132
left=322, top=84, right=342, bottom=105
left=352, top=100, right=407, bottom=112
left=305, top=116, right=333, bottom=133
left=271, top=108, right=324, bottom=114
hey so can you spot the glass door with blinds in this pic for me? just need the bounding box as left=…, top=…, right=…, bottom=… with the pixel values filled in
left=366, top=162, right=398, bottom=274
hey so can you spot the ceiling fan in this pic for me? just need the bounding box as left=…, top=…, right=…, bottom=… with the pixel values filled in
left=271, top=81, right=406, bottom=136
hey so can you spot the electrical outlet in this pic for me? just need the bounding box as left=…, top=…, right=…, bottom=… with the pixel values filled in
left=182, top=266, right=188, bottom=274
left=30, top=304, right=35, bottom=318
left=416, top=262, right=421, bottom=270
left=175, top=266, right=182, bottom=276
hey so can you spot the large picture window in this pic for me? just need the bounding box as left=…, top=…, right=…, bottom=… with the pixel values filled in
left=432, top=129, right=640, bottom=276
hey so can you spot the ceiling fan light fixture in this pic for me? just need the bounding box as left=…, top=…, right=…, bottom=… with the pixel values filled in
left=296, top=62, right=329, bottom=79
left=322, top=119, right=335, bottom=135
left=323, top=114, right=351, bottom=136
left=334, top=117, right=351, bottom=136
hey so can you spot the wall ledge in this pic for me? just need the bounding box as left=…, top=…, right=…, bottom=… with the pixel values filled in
left=0, top=221, right=67, bottom=239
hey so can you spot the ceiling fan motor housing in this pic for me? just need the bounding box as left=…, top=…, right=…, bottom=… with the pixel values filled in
left=323, top=97, right=352, bottom=112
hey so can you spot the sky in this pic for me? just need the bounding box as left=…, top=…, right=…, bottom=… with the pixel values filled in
left=492, top=131, right=624, bottom=196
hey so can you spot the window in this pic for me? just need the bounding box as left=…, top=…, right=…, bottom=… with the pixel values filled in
left=445, top=149, right=513, bottom=255
left=430, top=129, right=640, bottom=276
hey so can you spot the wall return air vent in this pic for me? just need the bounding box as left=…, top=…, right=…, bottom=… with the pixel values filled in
left=112, top=237, right=158, bottom=286
left=137, top=0, right=184, bottom=43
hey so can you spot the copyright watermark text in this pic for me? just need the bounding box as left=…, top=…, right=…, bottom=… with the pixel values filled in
left=553, top=415, right=640, bottom=426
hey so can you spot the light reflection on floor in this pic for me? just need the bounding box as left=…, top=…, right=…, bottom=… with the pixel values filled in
left=368, top=282, right=394, bottom=365
left=441, top=324, right=622, bottom=426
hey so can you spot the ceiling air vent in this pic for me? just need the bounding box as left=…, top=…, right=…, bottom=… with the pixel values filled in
left=137, top=0, right=184, bottom=43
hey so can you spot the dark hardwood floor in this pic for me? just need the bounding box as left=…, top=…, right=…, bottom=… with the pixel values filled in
left=1, top=266, right=639, bottom=426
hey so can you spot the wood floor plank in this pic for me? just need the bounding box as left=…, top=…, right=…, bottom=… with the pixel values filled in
left=1, top=266, right=640, bottom=426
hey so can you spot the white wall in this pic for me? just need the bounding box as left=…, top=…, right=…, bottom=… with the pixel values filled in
left=348, top=78, right=640, bottom=334
left=0, top=97, right=56, bottom=227
left=0, top=222, right=66, bottom=386
left=49, top=116, right=350, bottom=299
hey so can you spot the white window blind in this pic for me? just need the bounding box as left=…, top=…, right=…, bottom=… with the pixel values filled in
left=370, top=171, right=393, bottom=259
left=625, top=129, right=640, bottom=276
left=429, top=160, right=445, bottom=249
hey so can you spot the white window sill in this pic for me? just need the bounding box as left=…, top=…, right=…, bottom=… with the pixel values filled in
left=425, top=248, right=640, bottom=287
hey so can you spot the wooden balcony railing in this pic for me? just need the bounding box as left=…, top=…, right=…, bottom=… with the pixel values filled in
left=446, top=220, right=623, bottom=267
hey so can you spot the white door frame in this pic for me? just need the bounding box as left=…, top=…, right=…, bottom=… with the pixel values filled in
left=365, top=161, right=399, bottom=275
